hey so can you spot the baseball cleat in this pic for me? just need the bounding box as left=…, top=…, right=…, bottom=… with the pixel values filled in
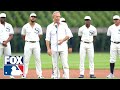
left=21, top=75, right=26, bottom=79
left=38, top=76, right=44, bottom=79
left=107, top=73, right=114, bottom=78
left=78, top=75, right=84, bottom=78
left=90, top=74, right=96, bottom=78
left=10, top=76, right=15, bottom=79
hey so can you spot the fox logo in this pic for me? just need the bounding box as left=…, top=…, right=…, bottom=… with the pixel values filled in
left=4, top=56, right=24, bottom=76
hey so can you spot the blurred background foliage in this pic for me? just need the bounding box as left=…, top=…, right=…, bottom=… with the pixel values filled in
left=0, top=11, right=119, bottom=53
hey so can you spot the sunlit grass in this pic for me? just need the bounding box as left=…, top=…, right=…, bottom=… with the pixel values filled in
left=0, top=52, right=120, bottom=69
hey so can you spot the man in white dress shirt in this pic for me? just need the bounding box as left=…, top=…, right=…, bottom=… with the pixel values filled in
left=21, top=13, right=44, bottom=79
left=0, top=13, right=14, bottom=79
left=107, top=15, right=120, bottom=78
left=78, top=16, right=97, bottom=78
left=45, top=11, right=73, bottom=79
left=51, top=17, right=73, bottom=78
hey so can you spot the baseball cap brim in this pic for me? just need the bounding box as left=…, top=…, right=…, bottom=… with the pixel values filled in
left=84, top=16, right=91, bottom=20
left=30, top=13, right=37, bottom=17
left=113, top=15, right=120, bottom=20
left=0, top=13, right=6, bottom=17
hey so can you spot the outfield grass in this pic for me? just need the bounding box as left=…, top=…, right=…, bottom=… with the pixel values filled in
left=0, top=52, right=120, bottom=69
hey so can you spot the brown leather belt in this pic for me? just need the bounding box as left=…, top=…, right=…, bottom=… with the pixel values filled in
left=111, top=41, right=120, bottom=44
left=81, top=40, right=92, bottom=44
left=26, top=41, right=37, bottom=43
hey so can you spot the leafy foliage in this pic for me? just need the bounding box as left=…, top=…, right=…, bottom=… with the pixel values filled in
left=0, top=11, right=120, bottom=27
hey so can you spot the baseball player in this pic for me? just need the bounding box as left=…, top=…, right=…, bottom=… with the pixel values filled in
left=21, top=13, right=44, bottom=79
left=107, top=15, right=120, bottom=78
left=78, top=16, right=97, bottom=78
left=0, top=13, right=14, bottom=79
left=45, top=11, right=73, bottom=79
left=60, top=17, right=73, bottom=53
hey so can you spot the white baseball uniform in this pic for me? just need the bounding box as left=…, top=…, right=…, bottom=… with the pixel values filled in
left=45, top=22, right=73, bottom=79
left=21, top=22, right=43, bottom=78
left=107, top=24, right=120, bottom=63
left=78, top=25, right=97, bottom=75
left=0, top=22, right=14, bottom=56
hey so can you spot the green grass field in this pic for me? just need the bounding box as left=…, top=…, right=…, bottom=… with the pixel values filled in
left=0, top=52, right=120, bottom=69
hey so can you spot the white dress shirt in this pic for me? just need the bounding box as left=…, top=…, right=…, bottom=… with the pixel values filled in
left=45, top=22, right=73, bottom=51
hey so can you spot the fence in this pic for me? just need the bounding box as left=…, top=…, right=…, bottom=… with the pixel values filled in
left=14, top=27, right=108, bottom=34
left=11, top=27, right=110, bottom=53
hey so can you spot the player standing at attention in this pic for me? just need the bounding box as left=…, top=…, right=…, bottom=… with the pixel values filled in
left=60, top=17, right=73, bottom=53
left=0, top=13, right=14, bottom=79
left=21, top=13, right=44, bottom=79
left=78, top=16, right=97, bottom=78
left=107, top=15, right=120, bottom=78
left=45, top=11, right=73, bottom=79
